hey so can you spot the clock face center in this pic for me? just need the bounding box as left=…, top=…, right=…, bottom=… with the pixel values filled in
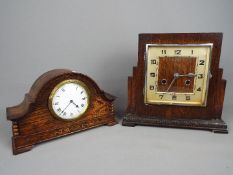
left=48, top=80, right=89, bottom=120
left=157, top=56, right=196, bottom=93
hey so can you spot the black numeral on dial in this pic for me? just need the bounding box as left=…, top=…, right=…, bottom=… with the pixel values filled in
left=175, top=50, right=181, bottom=55
left=150, top=73, right=155, bottom=77
left=198, top=74, right=204, bottom=79
left=197, top=87, right=201, bottom=91
left=151, top=59, right=156, bottom=64
left=159, top=95, right=164, bottom=99
left=199, top=60, right=205, bottom=65
left=150, top=85, right=154, bottom=90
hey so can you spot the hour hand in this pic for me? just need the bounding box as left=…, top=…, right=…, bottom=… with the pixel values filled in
left=70, top=100, right=79, bottom=108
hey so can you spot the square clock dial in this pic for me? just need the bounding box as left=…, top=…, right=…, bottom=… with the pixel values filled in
left=145, top=44, right=212, bottom=106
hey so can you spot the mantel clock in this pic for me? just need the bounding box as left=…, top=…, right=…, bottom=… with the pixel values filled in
left=122, top=33, right=227, bottom=133
left=7, top=69, right=117, bottom=154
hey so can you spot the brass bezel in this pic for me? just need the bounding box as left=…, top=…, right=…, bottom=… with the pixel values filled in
left=48, top=79, right=90, bottom=121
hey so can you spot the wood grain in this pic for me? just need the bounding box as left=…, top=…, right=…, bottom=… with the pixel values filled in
left=7, top=69, right=117, bottom=155
left=123, top=33, right=227, bottom=133
left=158, top=56, right=196, bottom=92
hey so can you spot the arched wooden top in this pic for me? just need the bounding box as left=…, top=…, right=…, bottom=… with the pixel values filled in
left=7, top=69, right=115, bottom=120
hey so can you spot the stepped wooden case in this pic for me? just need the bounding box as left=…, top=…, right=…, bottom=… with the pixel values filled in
left=7, top=69, right=117, bottom=155
left=122, top=33, right=227, bottom=133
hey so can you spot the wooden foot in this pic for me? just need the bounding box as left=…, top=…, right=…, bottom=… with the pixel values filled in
left=122, top=119, right=136, bottom=127
left=212, top=129, right=228, bottom=134
left=12, top=138, right=33, bottom=155
left=106, top=119, right=118, bottom=126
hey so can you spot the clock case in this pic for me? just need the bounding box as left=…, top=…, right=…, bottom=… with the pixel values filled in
left=122, top=33, right=227, bottom=133
left=7, top=69, right=117, bottom=155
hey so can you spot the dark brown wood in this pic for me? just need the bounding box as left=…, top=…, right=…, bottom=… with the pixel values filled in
left=7, top=69, right=117, bottom=155
left=123, top=33, right=227, bottom=133
left=158, top=56, right=196, bottom=92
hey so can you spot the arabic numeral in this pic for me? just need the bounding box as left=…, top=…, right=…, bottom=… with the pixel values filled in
left=197, top=87, right=201, bottom=91
left=151, top=59, right=156, bottom=64
left=199, top=60, right=205, bottom=65
left=198, top=74, right=204, bottom=79
left=159, top=95, right=164, bottom=99
left=150, top=73, right=155, bottom=77
left=172, top=95, right=177, bottom=100
left=175, top=50, right=181, bottom=55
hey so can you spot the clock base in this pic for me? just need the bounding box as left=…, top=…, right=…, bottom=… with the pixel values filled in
left=122, top=113, right=228, bottom=133
left=11, top=115, right=117, bottom=155
left=12, top=138, right=33, bottom=155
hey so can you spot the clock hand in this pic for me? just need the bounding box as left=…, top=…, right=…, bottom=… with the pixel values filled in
left=166, top=73, right=179, bottom=92
left=176, top=73, right=197, bottom=78
left=60, top=100, right=72, bottom=115
left=70, top=100, right=79, bottom=108
left=166, top=72, right=196, bottom=92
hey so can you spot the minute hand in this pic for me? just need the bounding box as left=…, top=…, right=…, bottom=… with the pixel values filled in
left=166, top=73, right=197, bottom=92
left=166, top=73, right=179, bottom=92
left=60, top=101, right=72, bottom=115
left=177, top=73, right=197, bottom=78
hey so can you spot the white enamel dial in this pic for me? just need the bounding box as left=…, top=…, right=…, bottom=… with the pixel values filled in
left=49, top=80, right=89, bottom=120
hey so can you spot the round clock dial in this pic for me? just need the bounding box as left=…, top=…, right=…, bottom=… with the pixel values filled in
left=145, top=44, right=212, bottom=106
left=48, top=79, right=90, bottom=120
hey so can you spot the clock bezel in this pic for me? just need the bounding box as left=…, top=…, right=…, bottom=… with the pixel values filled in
left=48, top=79, right=91, bottom=121
left=144, top=43, right=213, bottom=107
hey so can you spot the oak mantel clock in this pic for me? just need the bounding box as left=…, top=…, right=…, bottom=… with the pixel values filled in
left=122, top=33, right=227, bottom=133
left=7, top=69, right=117, bottom=155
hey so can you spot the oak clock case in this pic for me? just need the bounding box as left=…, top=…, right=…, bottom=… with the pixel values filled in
left=7, top=69, right=117, bottom=155
left=122, top=33, right=227, bottom=133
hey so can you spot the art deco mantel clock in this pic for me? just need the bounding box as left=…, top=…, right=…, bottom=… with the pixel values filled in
left=122, top=33, right=227, bottom=133
left=7, top=69, right=117, bottom=154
